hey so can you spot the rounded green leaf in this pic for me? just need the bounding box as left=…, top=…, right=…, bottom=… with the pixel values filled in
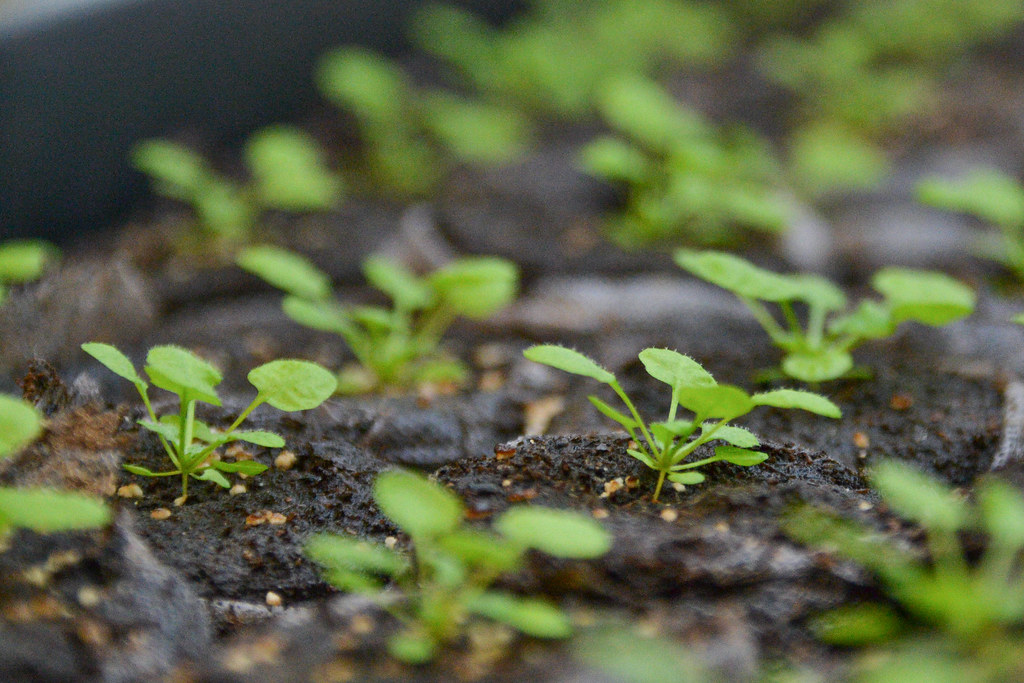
left=362, top=255, right=432, bottom=311
left=248, top=359, right=337, bottom=411
left=705, top=424, right=759, bottom=448
left=305, top=532, right=407, bottom=575
left=437, top=529, right=521, bottom=572
left=373, top=470, right=463, bottom=539
left=782, top=349, right=854, bottom=383
left=421, top=93, right=531, bottom=164
left=194, top=468, right=231, bottom=488
left=917, top=169, right=1024, bottom=227
left=714, top=445, right=768, bottom=466
left=790, top=273, right=847, bottom=311
left=210, top=460, right=269, bottom=476
left=428, top=257, right=519, bottom=319
left=676, top=384, right=754, bottom=420
left=977, top=479, right=1024, bottom=549
left=752, top=389, right=842, bottom=418
left=675, top=249, right=801, bottom=302
left=810, top=604, right=903, bottom=646
left=229, top=430, right=286, bottom=448
left=237, top=245, right=332, bottom=301
left=0, top=395, right=42, bottom=458
left=145, top=345, right=222, bottom=404
left=316, top=47, right=409, bottom=127
left=871, top=461, right=966, bottom=531
left=282, top=296, right=353, bottom=334
left=244, top=125, right=343, bottom=212
left=0, top=240, right=57, bottom=283
left=468, top=591, right=572, bottom=638
left=872, top=268, right=975, bottom=327
left=638, top=348, right=715, bottom=390
left=495, top=506, right=611, bottom=558
left=0, top=487, right=109, bottom=532
left=130, top=139, right=211, bottom=199
left=82, top=342, right=146, bottom=387
left=523, top=345, right=615, bottom=384
left=387, top=630, right=437, bottom=664
left=829, top=300, right=894, bottom=340
left=668, top=471, right=705, bottom=484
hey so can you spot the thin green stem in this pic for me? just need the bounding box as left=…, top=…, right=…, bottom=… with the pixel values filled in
left=609, top=380, right=657, bottom=460
left=134, top=383, right=179, bottom=467
left=740, top=297, right=791, bottom=348
left=226, top=397, right=264, bottom=434
left=652, top=470, right=668, bottom=502
left=780, top=301, right=803, bottom=341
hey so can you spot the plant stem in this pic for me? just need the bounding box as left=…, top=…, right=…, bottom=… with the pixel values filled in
left=740, top=297, right=790, bottom=347
left=653, top=470, right=667, bottom=502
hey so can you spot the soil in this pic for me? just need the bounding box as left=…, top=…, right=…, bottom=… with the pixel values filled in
left=4, top=23, right=1024, bottom=683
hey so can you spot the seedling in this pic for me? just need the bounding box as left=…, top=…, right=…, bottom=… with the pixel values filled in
left=917, top=169, right=1024, bottom=280
left=523, top=345, right=840, bottom=501
left=131, top=124, right=343, bottom=242
left=676, top=249, right=976, bottom=383
left=316, top=46, right=530, bottom=197
left=306, top=469, right=610, bottom=663
left=0, top=239, right=58, bottom=306
left=82, top=342, right=336, bottom=501
left=0, top=394, right=109, bottom=536
left=580, top=74, right=788, bottom=248
left=786, top=461, right=1024, bottom=681
left=237, top=245, right=518, bottom=394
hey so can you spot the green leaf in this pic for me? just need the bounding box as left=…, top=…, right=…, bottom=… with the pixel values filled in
left=627, top=448, right=659, bottom=469
left=227, top=430, right=286, bottom=448
left=420, top=93, right=531, bottom=164
left=0, top=395, right=43, bottom=458
left=714, top=445, right=767, bottom=466
left=437, top=529, right=522, bottom=572
left=236, top=245, right=333, bottom=301
left=597, top=74, right=706, bottom=150
left=675, top=384, right=754, bottom=420
left=523, top=345, right=615, bottom=384
left=316, top=47, right=409, bottom=128
left=977, top=479, right=1024, bottom=549
left=917, top=169, right=1024, bottom=228
left=752, top=389, right=842, bottom=418
left=195, top=178, right=252, bottom=239
left=829, top=300, right=894, bottom=340
left=668, top=471, right=705, bottom=484
left=638, top=348, right=715, bottom=391
left=248, top=359, right=337, bottom=411
left=123, top=464, right=166, bottom=477
left=810, top=603, right=903, bottom=646
left=703, top=424, right=759, bottom=448
left=578, top=136, right=653, bottom=184
left=387, top=629, right=437, bottom=664
left=467, top=591, right=572, bottom=638
left=1013, top=312, right=1024, bottom=326
left=145, top=345, right=222, bottom=405
left=871, top=461, right=966, bottom=531
left=782, top=349, right=854, bottom=383
left=0, top=487, right=109, bottom=532
left=210, top=460, right=269, bottom=476
left=244, top=125, right=342, bottom=212
left=790, top=273, right=847, bottom=311
left=305, top=533, right=407, bottom=575
left=130, top=139, right=212, bottom=199
left=139, top=419, right=180, bottom=443
left=362, top=255, right=432, bottom=311
left=0, top=240, right=57, bottom=283
left=588, top=395, right=638, bottom=431
left=428, top=257, right=519, bottom=319
left=572, top=627, right=706, bottom=683
left=495, top=506, right=611, bottom=558
left=81, top=342, right=146, bottom=388
left=374, top=470, right=463, bottom=539
left=871, top=268, right=975, bottom=327
left=193, top=468, right=231, bottom=488
left=674, top=249, right=800, bottom=302
left=282, top=296, right=354, bottom=334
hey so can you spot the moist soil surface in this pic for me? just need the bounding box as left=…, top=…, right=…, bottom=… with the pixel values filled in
left=4, top=35, right=1024, bottom=683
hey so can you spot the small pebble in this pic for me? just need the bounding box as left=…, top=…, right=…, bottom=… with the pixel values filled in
left=173, top=495, right=187, bottom=507
left=592, top=509, right=610, bottom=520
left=229, top=484, right=247, bottom=496
left=890, top=393, right=914, bottom=411
left=601, top=478, right=625, bottom=498
left=384, top=536, right=397, bottom=549
left=349, top=614, right=375, bottom=635
left=265, top=591, right=283, bottom=607
left=77, top=586, right=102, bottom=608
left=660, top=508, right=678, bottom=522
left=852, top=432, right=870, bottom=449
left=226, top=443, right=253, bottom=460
left=274, top=450, right=297, bottom=470
left=150, top=508, right=172, bottom=520
left=858, top=501, right=873, bottom=511
left=117, top=483, right=143, bottom=498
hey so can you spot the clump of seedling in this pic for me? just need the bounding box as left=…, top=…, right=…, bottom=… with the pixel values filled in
left=787, top=461, right=1024, bottom=681
left=82, top=342, right=336, bottom=501
left=676, top=250, right=976, bottom=383
left=0, top=394, right=109, bottom=536
left=523, top=345, right=840, bottom=501
left=132, top=124, right=343, bottom=243
left=0, top=239, right=58, bottom=306
left=316, top=46, right=531, bottom=197
left=917, top=169, right=1024, bottom=281
left=579, top=74, right=788, bottom=248
left=237, top=245, right=518, bottom=394
left=306, top=469, right=610, bottom=663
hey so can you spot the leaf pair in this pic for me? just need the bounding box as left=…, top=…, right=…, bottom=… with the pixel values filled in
left=0, top=239, right=58, bottom=306
left=83, top=342, right=336, bottom=499
left=676, top=250, right=975, bottom=382
left=306, top=470, right=610, bottom=663
left=238, top=246, right=518, bottom=394
left=524, top=345, right=839, bottom=500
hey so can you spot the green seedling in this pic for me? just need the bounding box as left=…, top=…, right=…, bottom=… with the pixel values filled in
left=917, top=169, right=1024, bottom=281
left=786, top=461, right=1024, bottom=681
left=237, top=245, right=518, bottom=394
left=676, top=249, right=976, bottom=383
left=306, top=469, right=610, bottom=663
left=82, top=342, right=336, bottom=501
left=523, top=345, right=840, bottom=501
left=0, top=394, right=109, bottom=537
left=132, top=124, right=343, bottom=242
left=0, top=239, right=58, bottom=306
left=410, top=0, right=735, bottom=120
left=580, top=74, right=788, bottom=248
left=316, top=46, right=531, bottom=197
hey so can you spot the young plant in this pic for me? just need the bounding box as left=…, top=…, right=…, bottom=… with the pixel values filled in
left=316, top=46, right=531, bottom=197
left=237, top=245, right=518, bottom=394
left=0, top=239, right=58, bottom=306
left=523, top=345, right=840, bottom=501
left=579, top=74, right=788, bottom=248
left=82, top=343, right=336, bottom=501
left=305, top=469, right=610, bottom=663
left=0, top=394, right=109, bottom=537
left=917, top=169, right=1024, bottom=280
left=786, top=461, right=1024, bottom=681
left=676, top=249, right=976, bottom=383
left=131, top=124, right=343, bottom=243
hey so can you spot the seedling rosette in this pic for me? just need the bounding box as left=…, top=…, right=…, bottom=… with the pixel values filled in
left=524, top=345, right=840, bottom=501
